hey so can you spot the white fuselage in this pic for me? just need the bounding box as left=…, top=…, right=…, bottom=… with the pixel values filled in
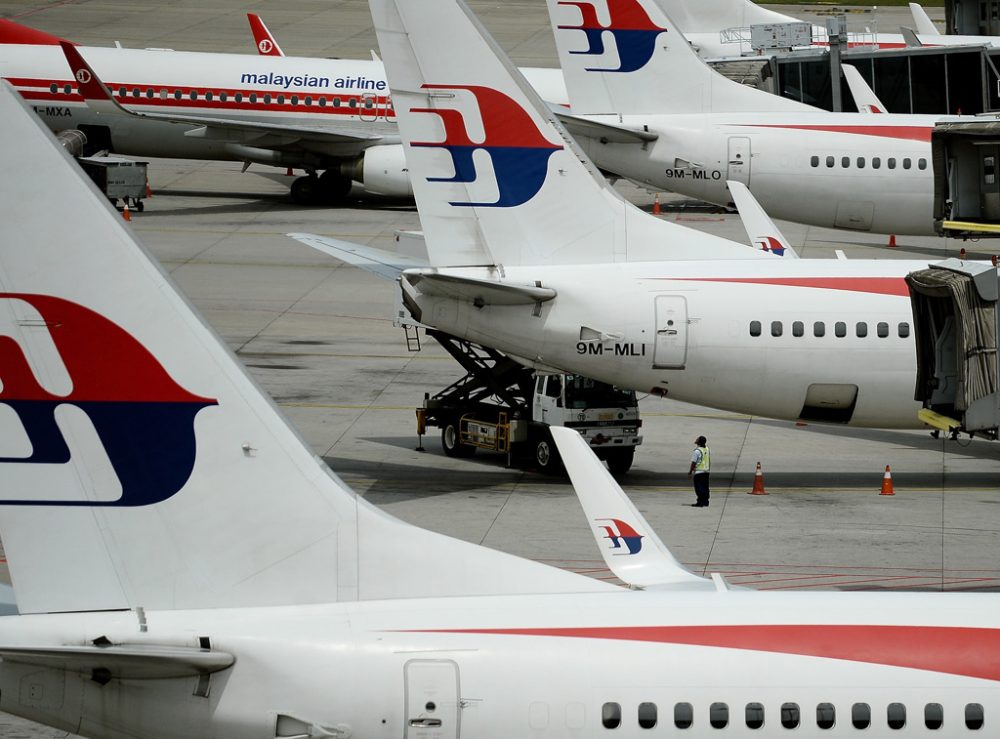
left=408, top=259, right=925, bottom=428
left=573, top=112, right=952, bottom=236
left=3, top=589, right=998, bottom=739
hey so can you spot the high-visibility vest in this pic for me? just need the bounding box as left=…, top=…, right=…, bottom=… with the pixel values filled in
left=695, top=447, right=710, bottom=473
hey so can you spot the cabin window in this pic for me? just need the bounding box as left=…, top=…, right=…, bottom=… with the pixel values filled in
left=811, top=155, right=819, bottom=167
left=602, top=702, right=621, bottom=729
left=145, top=88, right=154, bottom=98
left=816, top=703, right=836, bottom=729
left=888, top=157, right=897, bottom=169
left=64, top=84, right=73, bottom=95
left=159, top=88, right=167, bottom=99
left=857, top=157, right=866, bottom=169
left=745, top=703, right=764, bottom=730
left=877, top=322, right=890, bottom=338
left=965, top=703, right=984, bottom=730
left=792, top=321, right=804, bottom=337
left=49, top=83, right=58, bottom=93
left=852, top=703, right=871, bottom=729
left=290, top=95, right=299, bottom=105
left=334, top=97, right=342, bottom=107
left=204, top=91, right=213, bottom=101
left=277, top=94, right=285, bottom=104
left=887, top=702, right=906, bottom=729
left=925, top=703, right=943, bottom=730
left=710, top=703, right=728, bottom=729
left=856, top=322, right=868, bottom=338
left=898, top=322, right=910, bottom=338
left=219, top=91, right=228, bottom=102
left=247, top=93, right=256, bottom=103
left=903, top=158, right=912, bottom=169
left=872, top=157, right=881, bottom=169
left=771, top=321, right=783, bottom=337
left=174, top=90, right=182, bottom=100
left=319, top=97, right=327, bottom=107
left=349, top=98, right=357, bottom=108
left=189, top=90, right=198, bottom=100
left=780, top=703, right=800, bottom=729
left=304, top=96, right=313, bottom=106
left=132, top=87, right=141, bottom=98
left=835, top=322, right=847, bottom=338
left=749, top=321, right=762, bottom=337
left=365, top=98, right=374, bottom=108
left=918, top=158, right=928, bottom=170
left=234, top=92, right=242, bottom=103
left=674, top=703, right=693, bottom=729
left=638, top=702, right=657, bottom=729
left=813, top=321, right=826, bottom=337
left=841, top=156, right=850, bottom=168
left=264, top=94, right=272, bottom=104
left=826, top=156, right=835, bottom=168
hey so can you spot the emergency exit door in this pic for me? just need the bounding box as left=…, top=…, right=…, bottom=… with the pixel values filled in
left=404, top=660, right=460, bottom=739
left=727, top=137, right=751, bottom=186
left=653, top=295, right=688, bottom=369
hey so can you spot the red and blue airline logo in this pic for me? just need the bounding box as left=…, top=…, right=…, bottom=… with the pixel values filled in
left=0, top=294, right=217, bottom=507
left=557, top=0, right=668, bottom=73
left=597, top=517, right=644, bottom=555
left=410, top=85, right=563, bottom=207
left=755, top=236, right=787, bottom=256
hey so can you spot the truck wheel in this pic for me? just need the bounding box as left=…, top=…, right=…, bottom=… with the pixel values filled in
left=441, top=422, right=475, bottom=458
left=606, top=448, right=635, bottom=476
left=534, top=434, right=562, bottom=474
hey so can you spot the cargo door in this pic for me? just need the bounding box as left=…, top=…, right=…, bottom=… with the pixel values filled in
left=653, top=295, right=688, bottom=369
left=404, top=659, right=460, bottom=739
left=727, top=137, right=751, bottom=186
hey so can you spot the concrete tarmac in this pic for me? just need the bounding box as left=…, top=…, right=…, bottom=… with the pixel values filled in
left=0, top=1, right=995, bottom=736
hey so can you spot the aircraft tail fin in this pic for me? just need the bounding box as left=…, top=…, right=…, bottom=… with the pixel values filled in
left=909, top=3, right=940, bottom=36
left=0, top=19, right=72, bottom=46
left=371, top=0, right=774, bottom=266
left=0, top=82, right=612, bottom=614
left=247, top=13, right=285, bottom=56
left=843, top=64, right=886, bottom=114
left=652, top=0, right=799, bottom=33
left=546, top=0, right=815, bottom=115
left=728, top=180, right=798, bottom=258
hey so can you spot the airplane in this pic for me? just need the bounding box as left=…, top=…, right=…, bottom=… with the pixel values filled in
left=293, top=0, right=999, bottom=438
left=3, top=59, right=1000, bottom=739
left=0, top=16, right=567, bottom=204
left=545, top=0, right=975, bottom=236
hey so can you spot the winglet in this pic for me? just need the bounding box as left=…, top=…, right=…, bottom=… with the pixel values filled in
left=59, top=41, right=128, bottom=116
left=727, top=181, right=798, bottom=258
left=842, top=64, right=887, bottom=114
left=550, top=427, right=710, bottom=590
left=247, top=13, right=284, bottom=56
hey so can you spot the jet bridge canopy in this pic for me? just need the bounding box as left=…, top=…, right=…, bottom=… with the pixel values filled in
left=905, top=259, right=999, bottom=437
left=933, top=121, right=1000, bottom=236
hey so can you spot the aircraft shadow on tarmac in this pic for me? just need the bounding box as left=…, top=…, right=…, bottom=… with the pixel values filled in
left=137, top=187, right=415, bottom=218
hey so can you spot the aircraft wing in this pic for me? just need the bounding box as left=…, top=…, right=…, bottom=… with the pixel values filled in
left=0, top=644, right=235, bottom=681
left=403, top=271, right=557, bottom=306
left=843, top=64, right=887, bottom=114
left=727, top=180, right=798, bottom=258
left=60, top=42, right=386, bottom=149
left=550, top=427, right=713, bottom=591
left=288, top=233, right=429, bottom=281
left=554, top=110, right=659, bottom=144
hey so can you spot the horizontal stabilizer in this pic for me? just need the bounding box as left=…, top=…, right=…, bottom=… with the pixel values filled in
left=0, top=644, right=234, bottom=680
left=550, top=427, right=712, bottom=591
left=901, top=27, right=922, bottom=48
left=289, top=233, right=429, bottom=281
left=404, top=271, right=557, bottom=305
left=555, top=111, right=659, bottom=144
left=728, top=180, right=798, bottom=258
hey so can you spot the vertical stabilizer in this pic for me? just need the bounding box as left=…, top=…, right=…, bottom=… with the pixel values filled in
left=371, top=0, right=774, bottom=265
left=546, top=0, right=815, bottom=114
left=655, top=0, right=798, bottom=33
left=0, top=82, right=612, bottom=614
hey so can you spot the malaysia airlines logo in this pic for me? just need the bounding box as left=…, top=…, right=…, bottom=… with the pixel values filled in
left=410, top=84, right=563, bottom=208
left=257, top=39, right=274, bottom=54
left=74, top=68, right=91, bottom=85
left=557, top=0, right=668, bottom=73
left=596, top=517, right=644, bottom=555
left=754, top=236, right=787, bottom=256
left=0, top=294, right=217, bottom=507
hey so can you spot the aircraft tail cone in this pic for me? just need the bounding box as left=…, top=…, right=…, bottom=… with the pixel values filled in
left=749, top=461, right=767, bottom=495
left=652, top=193, right=661, bottom=216
left=122, top=203, right=131, bottom=222
left=880, top=465, right=895, bottom=496
left=888, top=234, right=897, bottom=248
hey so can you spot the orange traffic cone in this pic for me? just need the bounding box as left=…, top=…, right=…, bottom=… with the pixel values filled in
left=888, top=234, right=896, bottom=248
left=960, top=247, right=967, bottom=261
left=145, top=182, right=153, bottom=198
left=652, top=193, right=661, bottom=215
left=879, top=465, right=895, bottom=496
left=122, top=203, right=131, bottom=222
left=749, top=461, right=767, bottom=495
left=286, top=167, right=294, bottom=176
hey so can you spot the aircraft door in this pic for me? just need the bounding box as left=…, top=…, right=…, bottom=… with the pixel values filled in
left=727, top=137, right=751, bottom=186
left=360, top=93, right=378, bottom=122
left=404, top=659, right=461, bottom=739
left=652, top=295, right=688, bottom=369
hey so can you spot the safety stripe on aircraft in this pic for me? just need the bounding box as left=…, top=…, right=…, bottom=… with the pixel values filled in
left=734, top=124, right=932, bottom=143
left=397, top=625, right=1000, bottom=682
left=665, top=277, right=910, bottom=297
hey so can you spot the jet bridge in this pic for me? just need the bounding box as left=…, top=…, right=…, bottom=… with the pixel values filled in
left=906, top=259, right=1000, bottom=437
left=933, top=120, right=1000, bottom=236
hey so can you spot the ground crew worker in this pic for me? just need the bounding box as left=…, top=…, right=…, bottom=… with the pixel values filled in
left=688, top=435, right=710, bottom=507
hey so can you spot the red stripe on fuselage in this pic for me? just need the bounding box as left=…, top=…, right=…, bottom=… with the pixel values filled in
left=735, top=123, right=932, bottom=143
left=398, top=625, right=1000, bottom=682
left=666, top=277, right=910, bottom=297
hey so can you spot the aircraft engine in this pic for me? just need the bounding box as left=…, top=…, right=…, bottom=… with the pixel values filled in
left=344, top=144, right=413, bottom=198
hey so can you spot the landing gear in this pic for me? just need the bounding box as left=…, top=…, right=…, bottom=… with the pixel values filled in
left=319, top=170, right=352, bottom=202
left=290, top=175, right=320, bottom=204
left=290, top=171, right=353, bottom=205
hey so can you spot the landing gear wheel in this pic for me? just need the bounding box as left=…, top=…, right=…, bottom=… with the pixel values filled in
left=534, top=433, right=563, bottom=474
left=290, top=175, right=321, bottom=204
left=441, top=421, right=475, bottom=458
left=319, top=170, right=353, bottom=203
left=606, top=448, right=635, bottom=476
